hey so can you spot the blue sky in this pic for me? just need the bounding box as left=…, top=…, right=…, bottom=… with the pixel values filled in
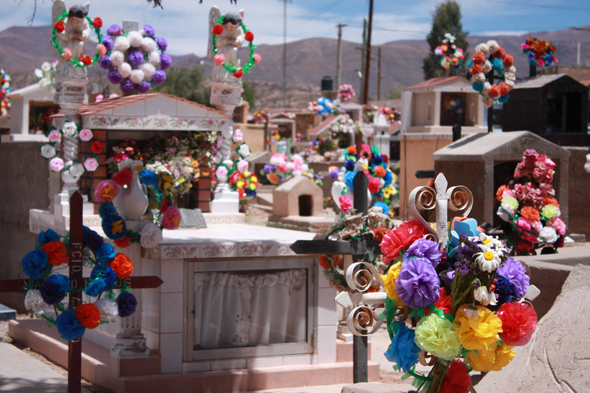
left=3, top=0, right=590, bottom=56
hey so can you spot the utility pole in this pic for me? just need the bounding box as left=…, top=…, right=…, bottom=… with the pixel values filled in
left=377, top=46, right=381, bottom=101
left=577, top=41, right=581, bottom=66
left=360, top=19, right=367, bottom=104
left=362, top=0, right=374, bottom=105
left=279, top=0, right=292, bottom=108
left=336, top=23, right=347, bottom=89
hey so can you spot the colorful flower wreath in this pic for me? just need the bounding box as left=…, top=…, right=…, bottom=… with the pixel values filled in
left=100, top=24, right=169, bottom=94
left=468, top=40, right=516, bottom=108
left=0, top=69, right=11, bottom=117
left=51, top=13, right=103, bottom=67
left=211, top=16, right=260, bottom=78
left=338, top=84, right=356, bottom=102
left=435, top=33, right=464, bottom=70
left=521, top=37, right=557, bottom=68
left=40, top=122, right=102, bottom=177
left=228, top=163, right=260, bottom=199
left=95, top=161, right=181, bottom=248
left=22, top=228, right=138, bottom=341
left=380, top=107, right=401, bottom=124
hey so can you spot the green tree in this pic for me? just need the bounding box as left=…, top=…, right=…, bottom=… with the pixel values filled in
left=423, top=1, right=469, bottom=80
left=152, top=67, right=212, bottom=107
left=242, top=81, right=258, bottom=109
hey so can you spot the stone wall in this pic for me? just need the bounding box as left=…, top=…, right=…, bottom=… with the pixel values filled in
left=565, top=146, right=590, bottom=237
left=0, top=142, right=52, bottom=311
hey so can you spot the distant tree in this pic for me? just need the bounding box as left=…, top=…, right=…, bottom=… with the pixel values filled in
left=385, top=87, right=402, bottom=100
left=151, top=67, right=212, bottom=107
left=423, top=0, right=469, bottom=80
left=242, top=81, right=258, bottom=109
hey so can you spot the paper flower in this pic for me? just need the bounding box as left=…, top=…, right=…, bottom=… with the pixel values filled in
left=84, top=279, right=106, bottom=297
left=75, top=303, right=101, bottom=329
left=395, top=256, right=440, bottom=309
left=96, top=243, right=117, bottom=263
left=380, top=220, right=427, bottom=263
left=39, top=274, right=70, bottom=305
left=40, top=145, right=57, bottom=159
left=47, top=130, right=61, bottom=143
left=21, top=249, right=48, bottom=279
left=109, top=252, right=134, bottom=280
left=414, top=313, right=461, bottom=360
left=94, top=180, right=120, bottom=203
left=539, top=226, right=558, bottom=244
left=214, top=54, right=226, bottom=66
left=49, top=157, right=65, bottom=172
left=237, top=160, right=249, bottom=173
left=95, top=298, right=118, bottom=322
left=70, top=163, right=85, bottom=177
left=237, top=143, right=251, bottom=158
left=102, top=214, right=126, bottom=240
left=381, top=262, right=405, bottom=307
left=24, top=289, right=48, bottom=314
left=61, top=122, right=78, bottom=137
left=339, top=195, right=352, bottom=214
left=162, top=206, right=182, bottom=230
left=232, top=129, right=244, bottom=143
left=467, top=343, right=515, bottom=372
left=139, top=223, right=163, bottom=248
left=454, top=305, right=503, bottom=352
left=79, top=129, right=94, bottom=142
left=84, top=158, right=99, bottom=172
left=40, top=241, right=69, bottom=266
left=114, top=237, right=131, bottom=249
left=440, top=360, right=471, bottom=393
left=117, top=291, right=138, bottom=317
left=496, top=302, right=537, bottom=346
left=497, top=258, right=529, bottom=298
left=56, top=309, right=86, bottom=341
left=38, top=229, right=60, bottom=244
left=140, top=169, right=158, bottom=187
left=384, top=321, right=421, bottom=373
left=113, top=169, right=132, bottom=186
left=405, top=238, right=441, bottom=267
left=91, top=264, right=118, bottom=289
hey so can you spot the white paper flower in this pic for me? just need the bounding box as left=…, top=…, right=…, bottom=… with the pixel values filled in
left=70, top=163, right=85, bottom=177
left=539, top=226, right=558, bottom=244
left=34, top=69, right=43, bottom=79
left=127, top=31, right=143, bottom=48
left=139, top=223, right=163, bottom=248
left=41, top=61, right=52, bottom=72
left=114, top=36, right=131, bottom=52
left=483, top=96, right=494, bottom=108
left=487, top=40, right=499, bottom=54
left=61, top=122, right=78, bottom=137
left=119, top=62, right=132, bottom=79
left=129, top=70, right=145, bottom=84
left=482, top=60, right=492, bottom=73
left=95, top=298, right=118, bottom=322
left=24, top=289, right=48, bottom=314
left=482, top=82, right=492, bottom=95
left=61, top=169, right=78, bottom=183
left=237, top=143, right=251, bottom=158
left=505, top=80, right=515, bottom=90
left=40, top=144, right=57, bottom=159
left=149, top=51, right=160, bottom=66
left=141, top=37, right=157, bottom=53
left=110, top=51, right=125, bottom=67
left=497, top=204, right=514, bottom=222
left=475, top=43, right=489, bottom=54
left=141, top=63, right=156, bottom=80
left=508, top=65, right=516, bottom=74
left=474, top=72, right=486, bottom=83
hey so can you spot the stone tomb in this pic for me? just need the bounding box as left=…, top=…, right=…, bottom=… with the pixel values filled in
left=433, top=131, right=570, bottom=227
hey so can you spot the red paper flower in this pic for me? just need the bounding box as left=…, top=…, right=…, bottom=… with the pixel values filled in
left=75, top=304, right=101, bottom=329
left=113, top=169, right=132, bottom=186
left=93, top=17, right=103, bottom=29
left=499, top=82, right=510, bottom=97
left=90, top=141, right=103, bottom=154
left=503, top=54, right=514, bottom=67
left=212, top=24, right=223, bottom=35
left=41, top=241, right=70, bottom=266
left=380, top=220, right=427, bottom=262
left=109, top=252, right=134, bottom=280
left=368, top=176, right=381, bottom=194
left=440, top=360, right=471, bottom=393
left=233, top=69, right=243, bottom=78
left=497, top=302, right=537, bottom=346
left=245, top=31, right=254, bottom=41
left=488, top=85, right=500, bottom=98
left=319, top=255, right=330, bottom=270
left=114, top=237, right=132, bottom=249
left=160, top=197, right=169, bottom=214
left=54, top=21, right=65, bottom=33
left=472, top=51, right=485, bottom=64
left=496, top=185, right=508, bottom=201
left=494, top=47, right=506, bottom=59
left=81, top=56, right=92, bottom=66
left=470, top=64, right=483, bottom=75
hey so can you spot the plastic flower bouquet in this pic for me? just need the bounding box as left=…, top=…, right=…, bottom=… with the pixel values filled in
left=521, top=37, right=557, bottom=68
left=262, top=153, right=323, bottom=187
left=379, top=218, right=537, bottom=392
left=496, top=149, right=566, bottom=255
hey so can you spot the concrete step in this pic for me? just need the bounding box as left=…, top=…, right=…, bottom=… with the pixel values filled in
left=250, top=204, right=273, bottom=212
left=257, top=193, right=274, bottom=207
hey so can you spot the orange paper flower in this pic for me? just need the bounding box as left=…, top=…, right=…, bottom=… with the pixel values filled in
left=520, top=206, right=540, bottom=222
left=75, top=303, right=101, bottom=329
left=496, top=185, right=507, bottom=202
left=373, top=166, right=386, bottom=177
left=543, top=197, right=559, bottom=207
left=41, top=241, right=69, bottom=266
left=109, top=252, right=134, bottom=280
left=319, top=255, right=330, bottom=270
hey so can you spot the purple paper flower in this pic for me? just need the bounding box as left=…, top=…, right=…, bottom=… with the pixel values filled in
left=117, top=291, right=137, bottom=317
left=330, top=167, right=339, bottom=180
left=137, top=81, right=151, bottom=93
left=264, top=165, right=276, bottom=173
left=102, top=36, right=113, bottom=52
left=160, top=53, right=172, bottom=70
left=396, top=257, right=440, bottom=309
left=120, top=80, right=135, bottom=94
left=107, top=24, right=122, bottom=36
left=99, top=55, right=112, bottom=70
left=497, top=258, right=529, bottom=299
left=142, top=25, right=156, bottom=37
left=107, top=70, right=122, bottom=84
left=405, top=238, right=441, bottom=267
left=127, top=49, right=144, bottom=68
left=152, top=70, right=166, bottom=85
left=156, top=37, right=168, bottom=51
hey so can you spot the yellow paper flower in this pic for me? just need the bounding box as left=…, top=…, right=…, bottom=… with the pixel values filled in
left=381, top=262, right=405, bottom=307
left=454, top=305, right=503, bottom=352
left=501, top=196, right=519, bottom=210
left=414, top=313, right=461, bottom=361
left=466, top=343, right=515, bottom=372
left=541, top=204, right=559, bottom=219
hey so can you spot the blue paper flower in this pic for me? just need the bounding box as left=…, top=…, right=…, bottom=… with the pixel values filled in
left=56, top=309, right=86, bottom=341
left=374, top=201, right=389, bottom=216
left=384, top=321, right=421, bottom=373
left=472, top=82, right=484, bottom=92
left=22, top=249, right=48, bottom=279
left=372, top=155, right=383, bottom=166
left=38, top=229, right=60, bottom=245
left=91, top=264, right=118, bottom=289
left=344, top=159, right=355, bottom=171
left=383, top=170, right=393, bottom=186
left=117, top=291, right=138, bottom=318
left=491, top=275, right=517, bottom=310
left=96, top=244, right=117, bottom=264
left=98, top=203, right=116, bottom=218
left=40, top=274, right=70, bottom=305
left=102, top=214, right=126, bottom=240
left=467, top=59, right=474, bottom=68
left=140, top=169, right=159, bottom=187
left=345, top=171, right=356, bottom=190
left=83, top=226, right=104, bottom=253
left=84, top=278, right=106, bottom=297
left=492, top=58, right=504, bottom=73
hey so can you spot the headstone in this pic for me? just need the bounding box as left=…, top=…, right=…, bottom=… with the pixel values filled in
left=179, top=208, right=207, bottom=229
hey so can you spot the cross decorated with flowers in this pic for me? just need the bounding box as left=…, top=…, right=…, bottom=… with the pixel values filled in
left=0, top=192, right=163, bottom=393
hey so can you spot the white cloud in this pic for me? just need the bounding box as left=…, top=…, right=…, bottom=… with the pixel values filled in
left=478, top=30, right=529, bottom=37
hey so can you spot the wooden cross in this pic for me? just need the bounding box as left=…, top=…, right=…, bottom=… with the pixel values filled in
left=0, top=192, right=163, bottom=393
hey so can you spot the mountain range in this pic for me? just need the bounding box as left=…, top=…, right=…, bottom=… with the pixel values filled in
left=1, top=25, right=589, bottom=107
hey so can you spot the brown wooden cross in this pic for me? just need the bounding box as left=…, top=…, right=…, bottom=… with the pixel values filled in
left=0, top=192, right=163, bottom=393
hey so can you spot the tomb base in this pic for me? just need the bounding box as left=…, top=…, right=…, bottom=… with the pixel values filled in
left=210, top=189, right=240, bottom=214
